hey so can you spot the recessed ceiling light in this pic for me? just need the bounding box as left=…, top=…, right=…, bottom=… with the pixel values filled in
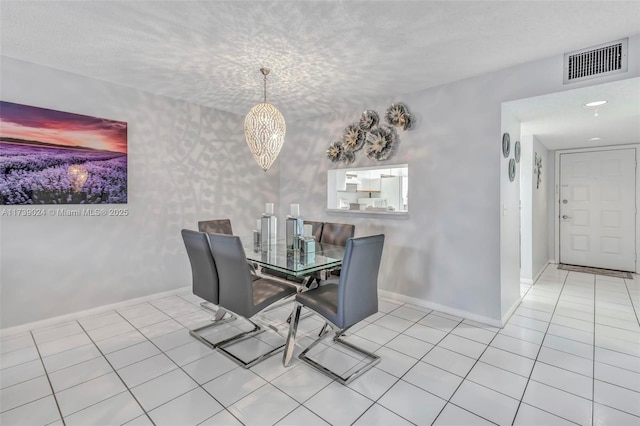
left=584, top=100, right=608, bottom=107
left=588, top=137, right=602, bottom=141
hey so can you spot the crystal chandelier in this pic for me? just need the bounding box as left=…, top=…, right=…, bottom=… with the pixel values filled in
left=244, top=68, right=286, bottom=172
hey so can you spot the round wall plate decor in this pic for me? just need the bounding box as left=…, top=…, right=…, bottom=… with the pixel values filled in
left=514, top=141, right=521, bottom=163
left=502, top=133, right=510, bottom=158
left=508, top=158, right=516, bottom=182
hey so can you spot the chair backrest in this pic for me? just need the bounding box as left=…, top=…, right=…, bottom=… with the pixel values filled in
left=181, top=229, right=219, bottom=305
left=337, top=234, right=385, bottom=329
left=320, top=222, right=355, bottom=246
left=207, top=233, right=254, bottom=316
left=303, top=221, right=324, bottom=241
left=198, top=219, right=233, bottom=235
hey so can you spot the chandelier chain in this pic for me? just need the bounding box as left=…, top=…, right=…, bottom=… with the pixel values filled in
left=260, top=67, right=270, bottom=103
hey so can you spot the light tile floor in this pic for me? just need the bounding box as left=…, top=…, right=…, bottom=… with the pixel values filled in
left=1, top=265, right=639, bottom=425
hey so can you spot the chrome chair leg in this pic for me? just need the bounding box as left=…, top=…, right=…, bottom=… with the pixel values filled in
left=318, top=322, right=329, bottom=337
left=283, top=303, right=302, bottom=367
left=216, top=314, right=296, bottom=369
left=213, top=307, right=227, bottom=321
left=189, top=307, right=236, bottom=349
left=199, top=301, right=218, bottom=314
left=332, top=325, right=352, bottom=340
left=298, top=322, right=380, bottom=385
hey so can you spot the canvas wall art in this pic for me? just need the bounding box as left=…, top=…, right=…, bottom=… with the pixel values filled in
left=0, top=101, right=127, bottom=204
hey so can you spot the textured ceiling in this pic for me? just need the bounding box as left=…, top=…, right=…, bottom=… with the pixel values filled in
left=2, top=1, right=640, bottom=123
left=0, top=0, right=640, bottom=149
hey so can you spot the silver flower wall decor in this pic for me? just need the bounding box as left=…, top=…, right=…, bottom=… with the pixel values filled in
left=359, top=110, right=379, bottom=131
left=385, top=102, right=413, bottom=130
left=341, top=149, right=355, bottom=165
left=365, top=126, right=398, bottom=161
left=342, top=123, right=365, bottom=152
left=327, top=141, right=344, bottom=162
left=326, top=102, right=412, bottom=164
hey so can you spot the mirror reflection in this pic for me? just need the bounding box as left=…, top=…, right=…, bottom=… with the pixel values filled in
left=328, top=164, right=408, bottom=212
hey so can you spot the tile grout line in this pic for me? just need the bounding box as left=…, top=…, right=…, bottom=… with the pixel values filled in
left=302, top=305, right=416, bottom=426
left=366, top=309, right=503, bottom=426
left=112, top=304, right=250, bottom=426
left=534, top=277, right=637, bottom=417
left=510, top=265, right=571, bottom=425
left=214, top=304, right=378, bottom=425
left=591, top=273, right=596, bottom=426
left=356, top=294, right=570, bottom=426
left=622, top=277, right=640, bottom=327
left=277, top=322, right=374, bottom=425
left=6, top=279, right=636, bottom=426
left=590, top=279, right=640, bottom=421
left=425, top=317, right=499, bottom=425
left=28, top=330, right=66, bottom=426
left=76, top=317, right=156, bottom=426
left=43, top=301, right=224, bottom=423
left=148, top=299, right=311, bottom=423
left=208, top=306, right=343, bottom=425
left=347, top=305, right=446, bottom=426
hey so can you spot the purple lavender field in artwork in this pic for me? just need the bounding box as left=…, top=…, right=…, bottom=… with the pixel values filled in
left=1, top=101, right=127, bottom=205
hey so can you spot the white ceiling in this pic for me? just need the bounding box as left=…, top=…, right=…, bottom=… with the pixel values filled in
left=2, top=0, right=640, bottom=124
left=506, top=77, right=640, bottom=150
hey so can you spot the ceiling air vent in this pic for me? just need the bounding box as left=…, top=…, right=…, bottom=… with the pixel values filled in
left=563, top=38, right=628, bottom=84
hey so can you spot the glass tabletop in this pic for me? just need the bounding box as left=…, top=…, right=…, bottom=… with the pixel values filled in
left=242, top=237, right=344, bottom=277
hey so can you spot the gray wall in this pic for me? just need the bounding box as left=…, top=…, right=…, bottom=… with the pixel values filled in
left=279, top=34, right=640, bottom=325
left=0, top=57, right=279, bottom=328
left=519, top=135, right=550, bottom=283
left=532, top=137, right=550, bottom=278
left=2, top=34, right=638, bottom=328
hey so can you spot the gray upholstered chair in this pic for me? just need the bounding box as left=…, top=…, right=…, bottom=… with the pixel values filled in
left=198, top=219, right=233, bottom=235
left=208, top=233, right=297, bottom=368
left=319, top=222, right=355, bottom=246
left=303, top=220, right=324, bottom=242
left=198, top=218, right=259, bottom=280
left=283, top=234, right=385, bottom=384
left=181, top=229, right=235, bottom=348
left=318, top=222, right=355, bottom=279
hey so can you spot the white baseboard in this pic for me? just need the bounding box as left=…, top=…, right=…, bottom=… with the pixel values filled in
left=0, top=286, right=191, bottom=339
left=532, top=260, right=551, bottom=283
left=500, top=297, right=522, bottom=327
left=521, top=260, right=553, bottom=285
left=379, top=289, right=503, bottom=328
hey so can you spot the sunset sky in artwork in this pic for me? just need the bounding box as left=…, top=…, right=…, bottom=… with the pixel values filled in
left=0, top=101, right=127, bottom=153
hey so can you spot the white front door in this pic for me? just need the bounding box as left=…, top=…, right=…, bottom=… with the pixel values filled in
left=560, top=148, right=636, bottom=272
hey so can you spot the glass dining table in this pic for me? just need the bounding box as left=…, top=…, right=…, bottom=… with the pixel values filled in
left=241, top=237, right=345, bottom=281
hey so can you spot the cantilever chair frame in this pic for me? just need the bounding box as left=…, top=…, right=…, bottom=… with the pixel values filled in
left=189, top=306, right=237, bottom=349
left=283, top=234, right=384, bottom=385
left=214, top=311, right=279, bottom=369
left=181, top=229, right=238, bottom=349
left=213, top=292, right=300, bottom=368
left=208, top=233, right=297, bottom=369
left=193, top=293, right=295, bottom=368
left=284, top=303, right=380, bottom=385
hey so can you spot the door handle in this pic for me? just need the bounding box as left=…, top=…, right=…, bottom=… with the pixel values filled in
left=562, top=215, right=571, bottom=219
